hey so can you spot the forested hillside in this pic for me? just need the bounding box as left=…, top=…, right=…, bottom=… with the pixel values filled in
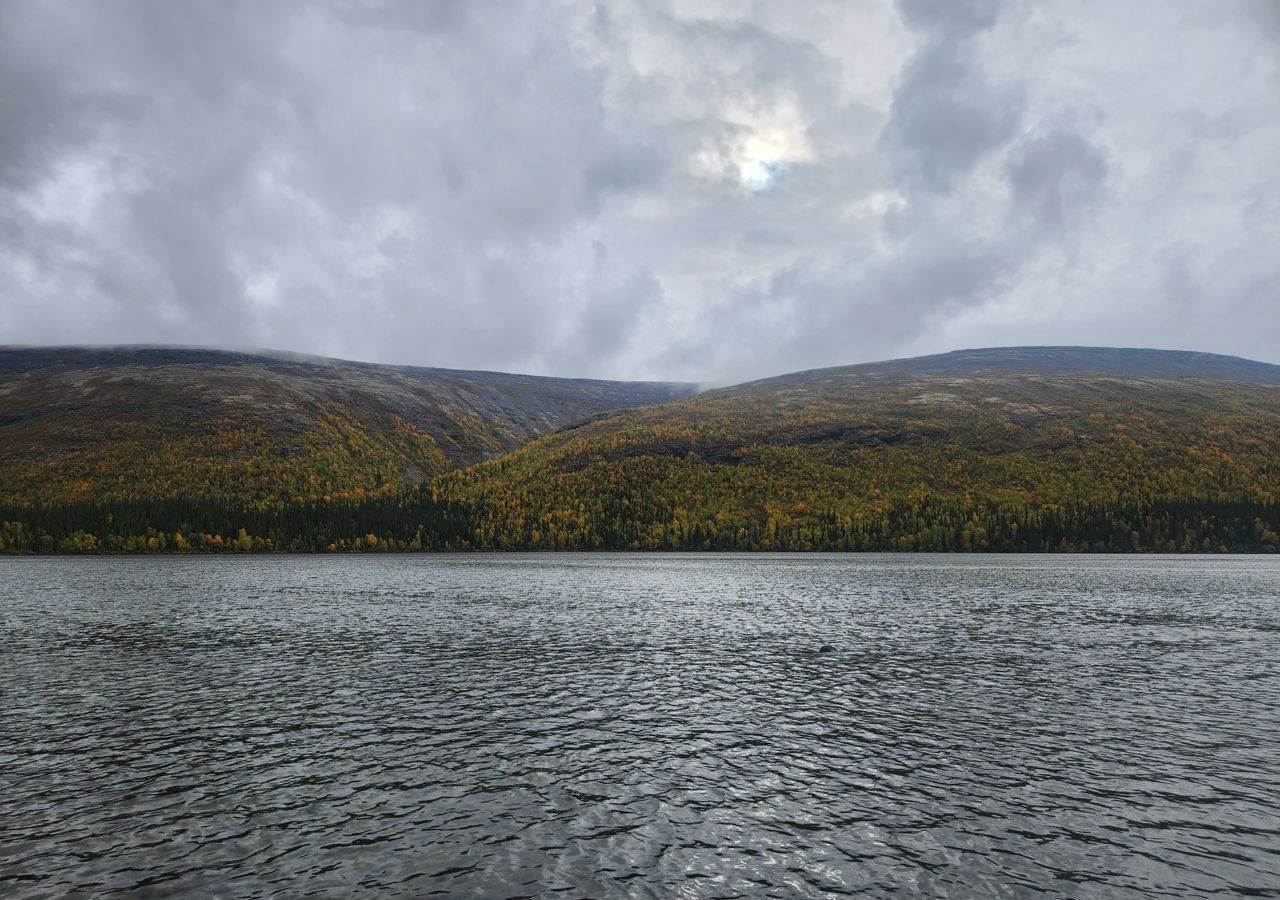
left=430, top=348, right=1280, bottom=551
left=0, top=347, right=695, bottom=505
left=3, top=346, right=1279, bottom=553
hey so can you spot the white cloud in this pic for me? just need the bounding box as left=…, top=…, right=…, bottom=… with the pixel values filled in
left=0, top=0, right=1276, bottom=380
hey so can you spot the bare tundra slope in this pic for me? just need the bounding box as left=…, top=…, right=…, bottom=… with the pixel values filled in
left=741, top=346, right=1280, bottom=387
left=0, top=347, right=697, bottom=505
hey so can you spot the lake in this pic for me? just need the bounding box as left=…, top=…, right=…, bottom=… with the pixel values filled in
left=2, top=554, right=1279, bottom=898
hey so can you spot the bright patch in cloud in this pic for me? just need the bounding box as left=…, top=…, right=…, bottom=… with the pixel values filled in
left=741, top=157, right=779, bottom=191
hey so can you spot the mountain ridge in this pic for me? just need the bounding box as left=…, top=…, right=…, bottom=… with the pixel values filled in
left=0, top=344, right=697, bottom=388
left=724, top=346, right=1280, bottom=392
left=3, top=344, right=1279, bottom=553
left=0, top=345, right=698, bottom=506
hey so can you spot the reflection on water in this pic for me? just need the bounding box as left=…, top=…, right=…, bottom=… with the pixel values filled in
left=2, top=554, right=1279, bottom=898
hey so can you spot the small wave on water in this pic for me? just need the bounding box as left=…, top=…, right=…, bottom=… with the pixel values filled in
left=2, top=554, right=1279, bottom=898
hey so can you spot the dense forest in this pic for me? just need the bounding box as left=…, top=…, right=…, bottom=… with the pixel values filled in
left=3, top=347, right=1280, bottom=554
left=1, top=495, right=1278, bottom=554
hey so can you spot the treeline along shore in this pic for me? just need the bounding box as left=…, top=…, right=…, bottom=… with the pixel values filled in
left=3, top=495, right=1278, bottom=554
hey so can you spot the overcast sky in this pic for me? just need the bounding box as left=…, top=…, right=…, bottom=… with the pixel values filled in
left=2, top=1, right=1278, bottom=382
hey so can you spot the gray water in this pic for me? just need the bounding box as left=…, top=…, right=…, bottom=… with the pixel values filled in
left=2, top=555, right=1279, bottom=899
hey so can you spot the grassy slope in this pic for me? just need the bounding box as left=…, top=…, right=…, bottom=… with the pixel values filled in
left=0, top=347, right=696, bottom=505
left=438, top=348, right=1280, bottom=548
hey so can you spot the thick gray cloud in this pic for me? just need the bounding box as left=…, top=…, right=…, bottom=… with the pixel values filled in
left=1006, top=130, right=1108, bottom=228
left=1, top=0, right=1277, bottom=381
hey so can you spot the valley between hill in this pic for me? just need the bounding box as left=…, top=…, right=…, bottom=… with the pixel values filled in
left=3, top=346, right=1278, bottom=553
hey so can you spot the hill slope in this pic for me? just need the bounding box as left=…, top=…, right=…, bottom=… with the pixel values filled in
left=3, top=346, right=1279, bottom=553
left=0, top=347, right=696, bottom=505
left=437, top=347, right=1280, bottom=550
left=747, top=346, right=1280, bottom=385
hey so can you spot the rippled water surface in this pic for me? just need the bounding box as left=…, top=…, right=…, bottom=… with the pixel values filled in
left=3, top=554, right=1280, bottom=898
